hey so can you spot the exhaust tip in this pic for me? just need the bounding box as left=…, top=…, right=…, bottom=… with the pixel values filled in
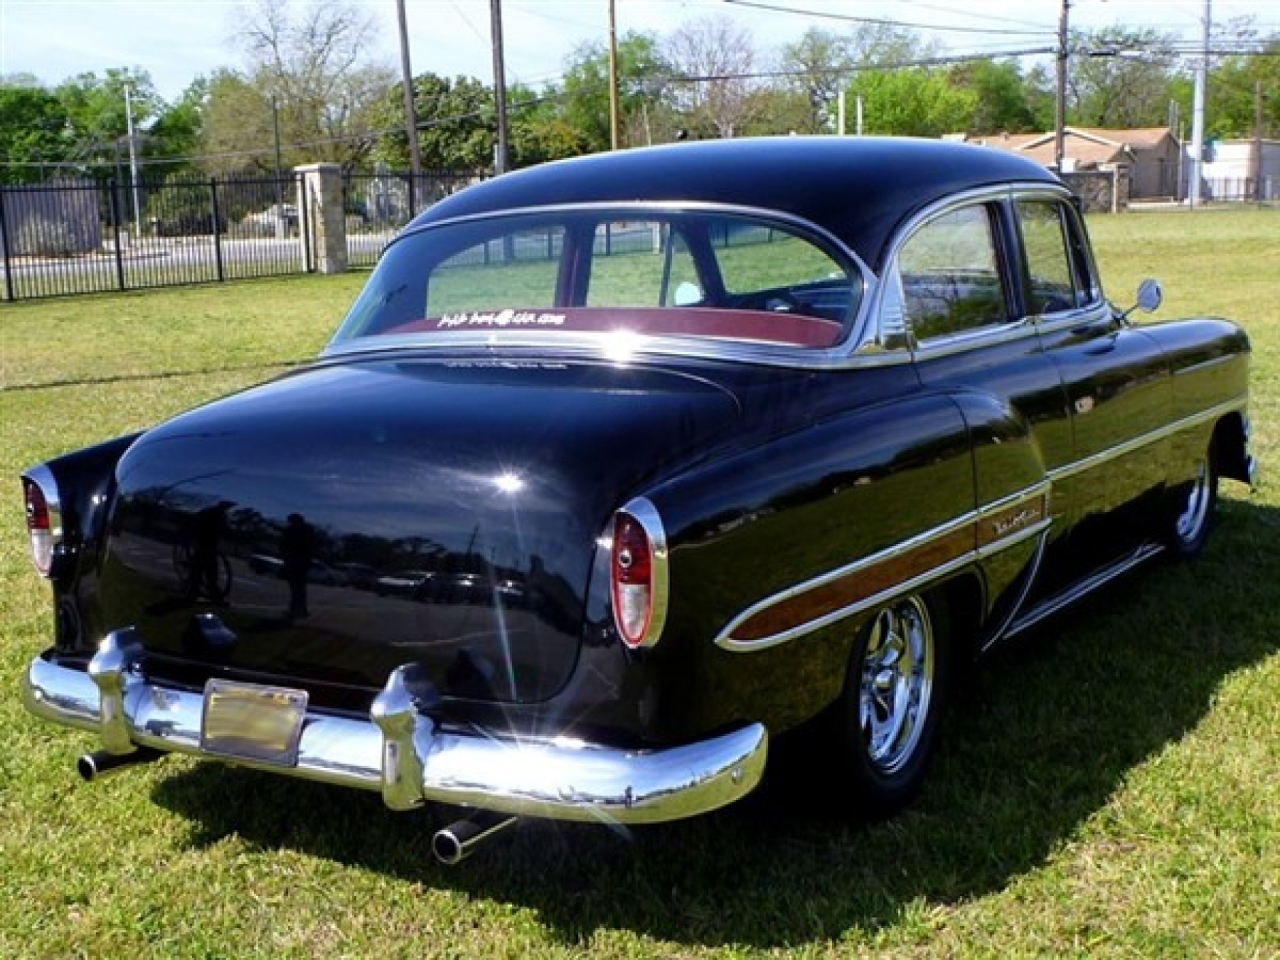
left=431, top=812, right=517, bottom=865
left=77, top=747, right=161, bottom=782
left=431, top=829, right=467, bottom=866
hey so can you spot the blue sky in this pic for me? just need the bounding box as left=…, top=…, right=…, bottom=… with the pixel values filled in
left=2, top=0, right=1273, bottom=103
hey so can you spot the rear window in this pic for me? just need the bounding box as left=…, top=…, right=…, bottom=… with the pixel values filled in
left=331, top=209, right=861, bottom=351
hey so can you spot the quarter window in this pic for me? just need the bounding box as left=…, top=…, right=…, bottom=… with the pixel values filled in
left=897, top=205, right=1008, bottom=342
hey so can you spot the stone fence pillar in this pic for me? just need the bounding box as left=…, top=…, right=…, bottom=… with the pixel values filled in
left=295, top=163, right=348, bottom=274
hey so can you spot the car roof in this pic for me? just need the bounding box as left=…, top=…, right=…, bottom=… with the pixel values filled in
left=413, top=136, right=1062, bottom=271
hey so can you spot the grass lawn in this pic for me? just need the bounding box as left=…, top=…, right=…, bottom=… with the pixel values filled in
left=0, top=209, right=1277, bottom=959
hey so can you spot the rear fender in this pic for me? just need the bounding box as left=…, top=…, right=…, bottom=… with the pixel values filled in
left=23, top=433, right=140, bottom=651
left=632, top=392, right=977, bottom=737
left=24, top=433, right=140, bottom=581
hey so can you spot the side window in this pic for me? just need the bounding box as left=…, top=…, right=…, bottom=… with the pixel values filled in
left=586, top=221, right=703, bottom=307
left=1017, top=199, right=1093, bottom=315
left=428, top=227, right=564, bottom=315
left=897, top=205, right=1008, bottom=341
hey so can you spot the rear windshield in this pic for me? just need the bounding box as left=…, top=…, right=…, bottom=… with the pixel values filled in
left=330, top=209, right=861, bottom=351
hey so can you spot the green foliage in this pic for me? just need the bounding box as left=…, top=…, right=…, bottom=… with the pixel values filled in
left=851, top=68, right=978, bottom=137
left=949, top=60, right=1040, bottom=135
left=1068, top=27, right=1180, bottom=128
left=198, top=69, right=279, bottom=176
left=372, top=72, right=496, bottom=170
left=562, top=31, right=671, bottom=152
left=1204, top=36, right=1280, bottom=138
left=0, top=82, right=70, bottom=184
left=780, top=28, right=856, bottom=133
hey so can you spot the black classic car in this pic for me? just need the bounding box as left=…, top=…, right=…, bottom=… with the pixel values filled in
left=21, top=137, right=1255, bottom=863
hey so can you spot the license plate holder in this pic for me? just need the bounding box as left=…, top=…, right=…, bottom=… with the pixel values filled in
left=201, top=679, right=308, bottom=767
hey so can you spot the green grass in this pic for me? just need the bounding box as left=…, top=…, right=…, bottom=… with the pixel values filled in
left=1, top=209, right=1277, bottom=958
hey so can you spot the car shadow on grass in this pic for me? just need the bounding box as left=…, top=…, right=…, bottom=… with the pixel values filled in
left=150, top=496, right=1279, bottom=950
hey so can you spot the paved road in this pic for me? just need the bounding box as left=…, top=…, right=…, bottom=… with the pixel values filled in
left=1, top=233, right=396, bottom=300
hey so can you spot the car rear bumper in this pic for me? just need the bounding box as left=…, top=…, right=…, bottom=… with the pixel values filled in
left=22, top=628, right=768, bottom=824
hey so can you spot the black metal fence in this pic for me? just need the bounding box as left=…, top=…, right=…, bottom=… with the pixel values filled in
left=0, top=174, right=308, bottom=301
left=343, top=169, right=482, bottom=268
left=1, top=169, right=486, bottom=301
left=1202, top=176, right=1277, bottom=203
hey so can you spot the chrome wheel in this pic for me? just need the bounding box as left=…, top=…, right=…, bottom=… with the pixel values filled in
left=858, top=596, right=935, bottom=776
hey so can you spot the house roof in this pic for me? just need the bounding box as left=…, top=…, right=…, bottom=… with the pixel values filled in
left=959, top=126, right=1178, bottom=168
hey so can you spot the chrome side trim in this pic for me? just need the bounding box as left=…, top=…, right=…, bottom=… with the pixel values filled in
left=715, top=482, right=1052, bottom=653
left=1173, top=353, right=1236, bottom=378
left=1047, top=396, right=1248, bottom=483
left=22, top=640, right=768, bottom=825
left=1004, top=542, right=1165, bottom=639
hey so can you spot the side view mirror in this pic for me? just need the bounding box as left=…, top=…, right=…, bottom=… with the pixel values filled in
left=1120, top=278, right=1163, bottom=322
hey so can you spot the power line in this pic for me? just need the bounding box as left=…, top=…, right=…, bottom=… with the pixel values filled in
left=722, top=0, right=1054, bottom=37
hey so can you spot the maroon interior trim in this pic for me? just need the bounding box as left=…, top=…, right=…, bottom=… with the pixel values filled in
left=382, top=306, right=844, bottom=348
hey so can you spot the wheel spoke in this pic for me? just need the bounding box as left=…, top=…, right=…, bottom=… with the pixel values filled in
left=858, top=596, right=935, bottom=774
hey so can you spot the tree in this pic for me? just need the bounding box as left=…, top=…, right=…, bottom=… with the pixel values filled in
left=850, top=68, right=977, bottom=137
left=561, top=32, right=671, bottom=152
left=778, top=28, right=855, bottom=133
left=507, top=83, right=592, bottom=166
left=52, top=68, right=166, bottom=177
left=949, top=60, right=1038, bottom=135
left=1068, top=27, right=1179, bottom=128
left=664, top=16, right=763, bottom=139
left=198, top=70, right=280, bottom=176
left=1202, top=30, right=1280, bottom=139
left=372, top=73, right=495, bottom=170
left=233, top=0, right=394, bottom=168
left=0, top=80, right=71, bottom=183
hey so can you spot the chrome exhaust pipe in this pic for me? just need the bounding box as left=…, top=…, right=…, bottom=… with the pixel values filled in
left=77, top=747, right=162, bottom=782
left=431, top=812, right=517, bottom=865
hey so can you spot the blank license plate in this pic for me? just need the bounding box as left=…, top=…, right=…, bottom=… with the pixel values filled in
left=201, top=680, right=308, bottom=767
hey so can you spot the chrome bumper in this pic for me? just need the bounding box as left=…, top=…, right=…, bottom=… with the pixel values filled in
left=22, top=628, right=768, bottom=824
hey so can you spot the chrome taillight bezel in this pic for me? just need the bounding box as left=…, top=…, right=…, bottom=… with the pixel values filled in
left=23, top=465, right=64, bottom=578
left=610, top=497, right=669, bottom=650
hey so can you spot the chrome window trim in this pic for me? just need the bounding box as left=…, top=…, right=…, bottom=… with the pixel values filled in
left=869, top=182, right=1109, bottom=358
left=323, top=200, right=878, bottom=371
left=715, top=480, right=1053, bottom=653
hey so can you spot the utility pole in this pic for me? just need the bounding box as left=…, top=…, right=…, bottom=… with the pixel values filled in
left=396, top=0, right=422, bottom=178
left=490, top=0, right=509, bottom=174
left=1188, top=0, right=1211, bottom=208
left=1054, top=0, right=1070, bottom=171
left=608, top=0, right=620, bottom=150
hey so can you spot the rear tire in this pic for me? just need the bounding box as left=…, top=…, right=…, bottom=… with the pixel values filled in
left=832, top=592, right=951, bottom=819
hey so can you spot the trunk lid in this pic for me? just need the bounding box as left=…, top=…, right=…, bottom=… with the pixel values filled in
left=100, top=355, right=739, bottom=704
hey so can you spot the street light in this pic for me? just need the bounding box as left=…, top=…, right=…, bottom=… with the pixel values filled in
left=124, top=85, right=143, bottom=239
left=1188, top=0, right=1212, bottom=208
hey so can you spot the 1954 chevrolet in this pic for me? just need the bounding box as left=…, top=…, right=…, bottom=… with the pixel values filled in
left=21, top=137, right=1254, bottom=863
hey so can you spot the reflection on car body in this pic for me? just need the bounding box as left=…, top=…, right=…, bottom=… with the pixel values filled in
left=20, top=137, right=1254, bottom=863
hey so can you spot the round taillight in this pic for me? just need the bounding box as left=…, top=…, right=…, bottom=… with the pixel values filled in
left=609, top=500, right=668, bottom=650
